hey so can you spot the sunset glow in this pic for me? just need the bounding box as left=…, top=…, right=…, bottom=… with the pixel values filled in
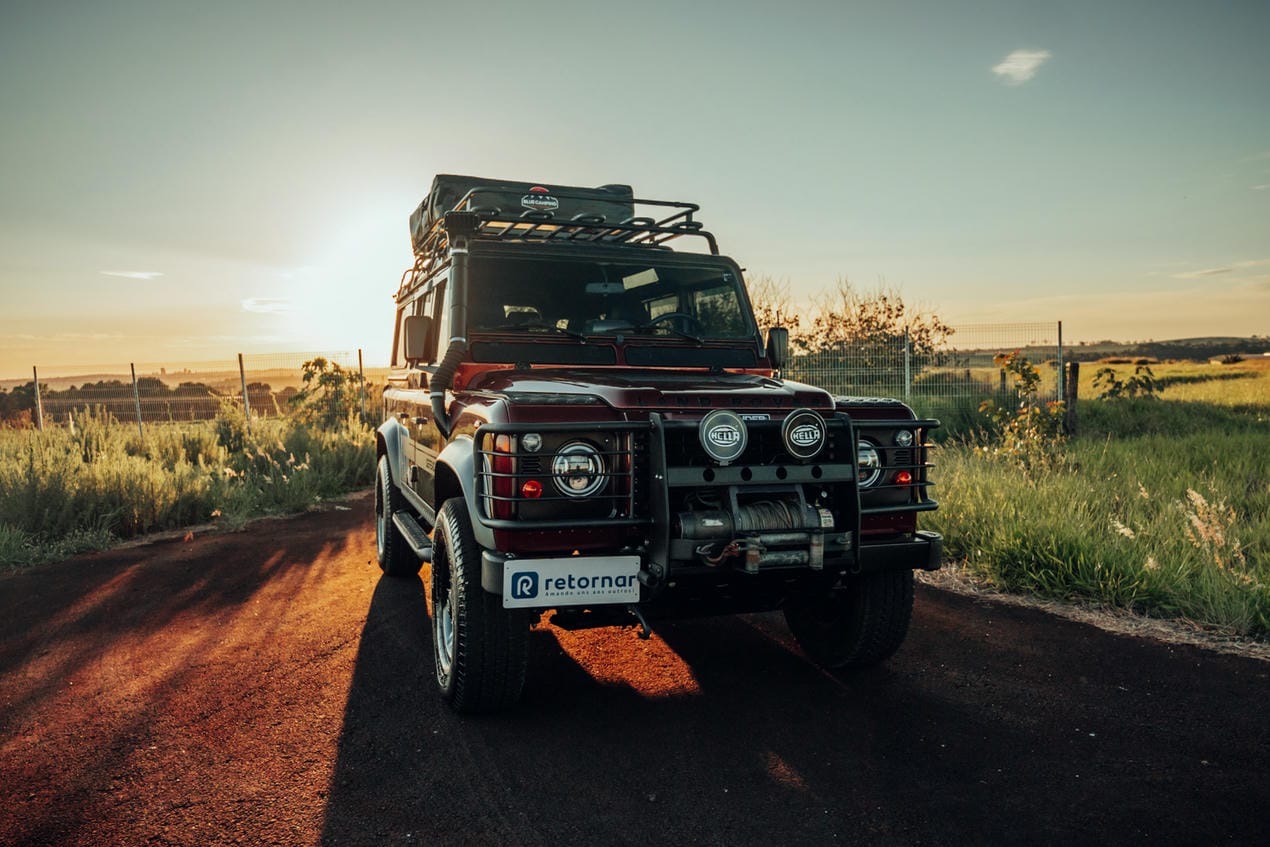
left=2, top=2, right=1267, bottom=379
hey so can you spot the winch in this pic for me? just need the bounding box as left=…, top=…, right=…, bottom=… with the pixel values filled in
left=674, top=492, right=836, bottom=573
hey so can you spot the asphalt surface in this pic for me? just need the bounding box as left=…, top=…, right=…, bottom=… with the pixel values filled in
left=1, top=490, right=1266, bottom=846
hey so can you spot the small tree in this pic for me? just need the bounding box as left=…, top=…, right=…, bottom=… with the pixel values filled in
left=1093, top=365, right=1162, bottom=400
left=786, top=278, right=954, bottom=392
left=802, top=278, right=953, bottom=358
left=288, top=358, right=366, bottom=428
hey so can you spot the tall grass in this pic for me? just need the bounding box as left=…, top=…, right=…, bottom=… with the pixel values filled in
left=926, top=360, right=1270, bottom=637
left=0, top=407, right=373, bottom=569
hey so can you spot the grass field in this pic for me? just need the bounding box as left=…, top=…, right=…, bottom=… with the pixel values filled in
left=0, top=408, right=373, bottom=569
left=924, top=358, right=1269, bottom=638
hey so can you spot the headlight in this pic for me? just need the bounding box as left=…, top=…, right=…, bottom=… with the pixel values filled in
left=857, top=440, right=882, bottom=487
left=552, top=441, right=606, bottom=498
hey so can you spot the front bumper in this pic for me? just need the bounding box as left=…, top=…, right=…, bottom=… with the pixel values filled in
left=854, top=530, right=943, bottom=574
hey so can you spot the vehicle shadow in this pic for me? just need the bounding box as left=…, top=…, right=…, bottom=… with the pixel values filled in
left=321, top=579, right=1270, bottom=847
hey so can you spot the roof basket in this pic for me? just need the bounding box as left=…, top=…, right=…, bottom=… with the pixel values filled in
left=407, top=175, right=720, bottom=266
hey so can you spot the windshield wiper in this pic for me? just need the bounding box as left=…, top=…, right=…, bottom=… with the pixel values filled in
left=634, top=322, right=704, bottom=346
left=485, top=322, right=587, bottom=342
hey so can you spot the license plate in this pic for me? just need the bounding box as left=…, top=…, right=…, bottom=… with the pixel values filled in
left=502, top=556, right=640, bottom=608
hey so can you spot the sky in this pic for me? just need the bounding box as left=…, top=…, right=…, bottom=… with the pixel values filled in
left=1, top=0, right=1267, bottom=378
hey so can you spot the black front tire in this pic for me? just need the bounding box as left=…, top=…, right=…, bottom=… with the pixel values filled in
left=375, top=455, right=422, bottom=577
left=784, top=569, right=914, bottom=669
left=430, top=497, right=529, bottom=714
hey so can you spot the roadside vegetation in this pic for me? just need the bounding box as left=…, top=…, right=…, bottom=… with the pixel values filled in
left=0, top=359, right=374, bottom=570
left=924, top=356, right=1269, bottom=639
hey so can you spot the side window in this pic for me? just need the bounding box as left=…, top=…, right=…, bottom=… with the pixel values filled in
left=392, top=305, right=408, bottom=367
left=431, top=281, right=448, bottom=356
left=393, top=279, right=445, bottom=367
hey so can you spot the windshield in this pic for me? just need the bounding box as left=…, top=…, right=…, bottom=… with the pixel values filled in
left=465, top=254, right=756, bottom=341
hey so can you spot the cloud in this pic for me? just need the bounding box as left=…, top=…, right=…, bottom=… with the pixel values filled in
left=1253, top=184, right=1270, bottom=191
left=101, top=270, right=164, bottom=280
left=1171, top=259, right=1270, bottom=280
left=240, top=297, right=295, bottom=314
left=1172, top=266, right=1234, bottom=279
left=993, top=49, right=1052, bottom=85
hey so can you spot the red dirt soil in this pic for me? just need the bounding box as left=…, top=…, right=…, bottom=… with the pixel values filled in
left=1, top=490, right=1266, bottom=846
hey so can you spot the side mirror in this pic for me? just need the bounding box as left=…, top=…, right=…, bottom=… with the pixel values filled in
left=766, top=327, right=789, bottom=370
left=404, top=315, right=435, bottom=364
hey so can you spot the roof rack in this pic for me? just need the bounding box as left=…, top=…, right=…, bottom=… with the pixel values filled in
left=411, top=184, right=717, bottom=267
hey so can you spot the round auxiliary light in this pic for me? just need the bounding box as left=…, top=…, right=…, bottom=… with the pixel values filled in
left=699, top=409, right=747, bottom=465
left=894, top=470, right=913, bottom=486
left=521, top=479, right=543, bottom=499
left=552, top=441, right=606, bottom=498
left=781, top=408, right=827, bottom=461
left=857, top=440, right=882, bottom=488
left=521, top=433, right=542, bottom=452
left=895, top=430, right=914, bottom=448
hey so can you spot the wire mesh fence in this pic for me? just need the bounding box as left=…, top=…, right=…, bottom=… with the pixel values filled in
left=6, top=321, right=1062, bottom=431
left=785, top=321, right=1063, bottom=424
left=3, top=351, right=374, bottom=431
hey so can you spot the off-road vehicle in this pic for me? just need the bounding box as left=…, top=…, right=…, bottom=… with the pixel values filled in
left=376, top=175, right=941, bottom=713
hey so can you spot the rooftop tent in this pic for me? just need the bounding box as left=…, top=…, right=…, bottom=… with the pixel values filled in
left=409, top=174, right=634, bottom=256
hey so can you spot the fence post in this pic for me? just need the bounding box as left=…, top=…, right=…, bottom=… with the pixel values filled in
left=130, top=363, right=144, bottom=439
left=358, top=348, right=367, bottom=424
left=1057, top=320, right=1065, bottom=403
left=1064, top=361, right=1080, bottom=436
left=902, top=328, right=912, bottom=404
left=238, top=353, right=252, bottom=434
left=32, top=366, right=45, bottom=432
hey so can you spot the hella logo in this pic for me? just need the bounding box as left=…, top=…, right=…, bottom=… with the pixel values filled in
left=790, top=424, right=822, bottom=447
left=708, top=425, right=741, bottom=447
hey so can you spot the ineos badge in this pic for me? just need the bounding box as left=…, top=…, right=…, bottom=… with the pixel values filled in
left=781, top=409, right=826, bottom=460
left=699, top=409, right=747, bottom=464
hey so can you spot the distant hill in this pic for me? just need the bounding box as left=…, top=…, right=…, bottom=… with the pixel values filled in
left=1066, top=336, right=1267, bottom=362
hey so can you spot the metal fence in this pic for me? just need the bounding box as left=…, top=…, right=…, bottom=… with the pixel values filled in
left=7, top=321, right=1062, bottom=431
left=785, top=321, right=1063, bottom=419
left=7, top=351, right=375, bottom=432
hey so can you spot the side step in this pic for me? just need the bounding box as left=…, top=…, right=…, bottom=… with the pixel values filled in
left=392, top=512, right=433, bottom=562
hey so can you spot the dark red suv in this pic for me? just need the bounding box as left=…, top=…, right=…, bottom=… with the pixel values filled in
left=376, top=175, right=941, bottom=713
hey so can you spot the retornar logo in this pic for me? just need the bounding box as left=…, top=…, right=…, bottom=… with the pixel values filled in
left=511, top=572, right=539, bottom=600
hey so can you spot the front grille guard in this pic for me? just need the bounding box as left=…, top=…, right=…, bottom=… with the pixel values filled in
left=474, top=421, right=653, bottom=531
left=472, top=415, right=939, bottom=532
left=853, top=418, right=940, bottom=515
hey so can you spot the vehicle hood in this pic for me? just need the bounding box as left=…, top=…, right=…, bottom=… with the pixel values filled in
left=470, top=368, right=835, bottom=412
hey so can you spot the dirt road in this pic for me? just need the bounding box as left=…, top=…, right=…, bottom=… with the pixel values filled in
left=1, top=491, right=1266, bottom=846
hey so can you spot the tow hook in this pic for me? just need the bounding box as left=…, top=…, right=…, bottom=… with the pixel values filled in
left=627, top=604, right=654, bottom=640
